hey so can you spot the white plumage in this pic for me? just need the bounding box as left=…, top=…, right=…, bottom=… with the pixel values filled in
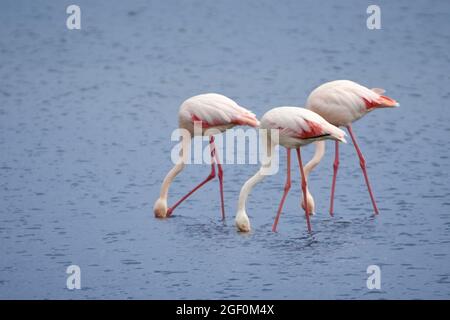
left=306, top=80, right=398, bottom=126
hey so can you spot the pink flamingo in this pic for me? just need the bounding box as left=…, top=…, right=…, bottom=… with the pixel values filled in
left=235, top=106, right=347, bottom=233
left=304, top=80, right=399, bottom=216
left=154, top=93, right=259, bottom=219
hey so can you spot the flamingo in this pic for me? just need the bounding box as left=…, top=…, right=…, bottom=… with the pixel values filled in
left=303, top=80, right=399, bottom=216
left=234, top=106, right=347, bottom=233
left=154, top=93, right=259, bottom=220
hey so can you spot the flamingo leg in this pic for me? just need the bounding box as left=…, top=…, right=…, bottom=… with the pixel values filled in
left=211, top=138, right=225, bottom=220
left=329, top=141, right=339, bottom=216
left=167, top=136, right=217, bottom=217
left=296, top=148, right=312, bottom=232
left=272, top=148, right=291, bottom=232
left=346, top=125, right=379, bottom=215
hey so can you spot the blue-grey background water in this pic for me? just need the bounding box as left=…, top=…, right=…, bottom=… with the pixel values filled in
left=1, top=0, right=449, bottom=299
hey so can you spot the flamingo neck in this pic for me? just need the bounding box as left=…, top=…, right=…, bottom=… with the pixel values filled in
left=237, top=168, right=265, bottom=212
left=304, top=141, right=326, bottom=179
left=303, top=141, right=326, bottom=207
left=158, top=135, right=190, bottom=200
left=237, top=139, right=275, bottom=212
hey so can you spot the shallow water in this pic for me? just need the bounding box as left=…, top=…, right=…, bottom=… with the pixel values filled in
left=1, top=0, right=450, bottom=299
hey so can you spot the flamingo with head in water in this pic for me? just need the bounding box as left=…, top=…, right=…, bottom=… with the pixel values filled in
left=234, top=106, right=347, bottom=233
left=154, top=93, right=259, bottom=219
left=302, top=80, right=399, bottom=216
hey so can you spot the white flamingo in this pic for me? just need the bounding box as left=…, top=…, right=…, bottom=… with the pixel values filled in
left=235, top=106, right=347, bottom=233
left=304, top=80, right=399, bottom=215
left=154, top=93, right=259, bottom=219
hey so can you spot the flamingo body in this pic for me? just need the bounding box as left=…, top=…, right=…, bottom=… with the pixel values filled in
left=306, top=80, right=399, bottom=126
left=260, top=107, right=346, bottom=148
left=179, top=93, right=259, bottom=135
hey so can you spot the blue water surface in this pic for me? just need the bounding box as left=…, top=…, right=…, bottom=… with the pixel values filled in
left=1, top=0, right=449, bottom=299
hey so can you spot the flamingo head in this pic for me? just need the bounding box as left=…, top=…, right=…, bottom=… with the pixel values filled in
left=235, top=210, right=251, bottom=232
left=153, top=198, right=168, bottom=218
left=301, top=189, right=316, bottom=216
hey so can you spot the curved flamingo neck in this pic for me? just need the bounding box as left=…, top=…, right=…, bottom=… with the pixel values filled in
left=237, top=139, right=275, bottom=212
left=302, top=141, right=326, bottom=209
left=237, top=168, right=265, bottom=212
left=159, top=135, right=190, bottom=200
left=304, top=141, right=326, bottom=179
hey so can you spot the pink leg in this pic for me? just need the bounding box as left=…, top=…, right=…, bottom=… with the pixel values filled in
left=329, top=141, right=339, bottom=216
left=212, top=139, right=225, bottom=220
left=272, top=149, right=291, bottom=232
left=296, top=148, right=312, bottom=232
left=167, top=136, right=216, bottom=217
left=346, top=125, right=379, bottom=215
